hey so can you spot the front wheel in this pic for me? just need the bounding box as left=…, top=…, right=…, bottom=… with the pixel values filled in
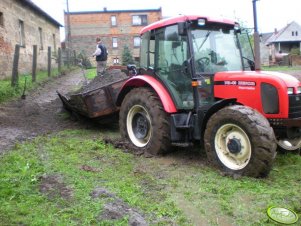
left=119, top=88, right=171, bottom=155
left=204, top=105, right=277, bottom=177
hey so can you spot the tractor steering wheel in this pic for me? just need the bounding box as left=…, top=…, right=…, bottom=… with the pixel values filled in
left=196, top=57, right=210, bottom=72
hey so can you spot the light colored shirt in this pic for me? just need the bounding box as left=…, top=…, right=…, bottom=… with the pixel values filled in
left=93, top=42, right=102, bottom=56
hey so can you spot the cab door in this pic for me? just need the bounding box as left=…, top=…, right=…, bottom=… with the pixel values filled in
left=155, top=24, right=194, bottom=109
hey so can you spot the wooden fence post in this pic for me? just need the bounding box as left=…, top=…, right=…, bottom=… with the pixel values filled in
left=67, top=49, right=70, bottom=68
left=11, top=44, right=20, bottom=87
left=58, top=47, right=62, bottom=75
left=73, top=50, right=77, bottom=65
left=32, top=45, right=37, bottom=82
left=47, top=46, right=51, bottom=77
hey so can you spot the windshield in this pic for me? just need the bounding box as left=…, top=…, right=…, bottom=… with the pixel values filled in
left=237, top=28, right=255, bottom=70
left=191, top=27, right=243, bottom=74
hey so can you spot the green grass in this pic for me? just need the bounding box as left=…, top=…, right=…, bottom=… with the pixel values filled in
left=0, top=67, right=75, bottom=104
left=262, top=65, right=301, bottom=71
left=0, top=130, right=188, bottom=225
left=1, top=129, right=300, bottom=225
left=85, top=68, right=97, bottom=80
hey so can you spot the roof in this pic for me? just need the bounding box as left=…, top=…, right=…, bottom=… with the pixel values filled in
left=265, top=21, right=301, bottom=44
left=65, top=8, right=162, bottom=15
left=140, top=15, right=236, bottom=34
left=260, top=32, right=273, bottom=44
left=21, top=0, right=62, bottom=27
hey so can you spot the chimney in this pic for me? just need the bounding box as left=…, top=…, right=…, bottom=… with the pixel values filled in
left=103, top=7, right=107, bottom=12
left=274, top=28, right=278, bottom=34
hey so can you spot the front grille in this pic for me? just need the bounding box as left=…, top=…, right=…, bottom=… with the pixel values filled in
left=289, top=94, right=301, bottom=118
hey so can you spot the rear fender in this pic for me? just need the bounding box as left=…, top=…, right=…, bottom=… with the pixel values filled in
left=116, top=75, right=177, bottom=113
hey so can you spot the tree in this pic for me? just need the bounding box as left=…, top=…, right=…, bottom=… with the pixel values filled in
left=121, top=45, right=134, bottom=66
left=77, top=51, right=92, bottom=69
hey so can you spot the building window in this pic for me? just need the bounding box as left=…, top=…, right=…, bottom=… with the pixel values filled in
left=53, top=34, right=56, bottom=53
left=0, top=12, right=4, bottom=27
left=292, top=31, right=295, bottom=36
left=19, top=20, right=25, bottom=47
left=296, top=31, right=298, bottom=36
left=113, top=57, right=119, bottom=65
left=134, top=36, right=141, bottom=47
left=39, top=27, right=43, bottom=50
left=132, top=15, right=147, bottom=26
left=112, top=37, right=118, bottom=48
left=111, top=15, right=117, bottom=26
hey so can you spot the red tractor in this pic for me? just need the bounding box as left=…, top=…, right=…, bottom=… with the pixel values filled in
left=116, top=15, right=301, bottom=177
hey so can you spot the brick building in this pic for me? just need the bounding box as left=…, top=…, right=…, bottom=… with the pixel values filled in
left=64, top=8, right=162, bottom=65
left=0, top=0, right=61, bottom=79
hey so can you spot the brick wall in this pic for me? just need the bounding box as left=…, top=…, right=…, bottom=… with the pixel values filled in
left=65, top=9, right=162, bottom=66
left=0, top=0, right=61, bottom=79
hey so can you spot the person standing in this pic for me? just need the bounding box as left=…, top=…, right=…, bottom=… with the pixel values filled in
left=92, top=37, right=108, bottom=76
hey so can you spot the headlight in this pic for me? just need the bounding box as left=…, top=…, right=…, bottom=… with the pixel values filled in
left=287, top=87, right=294, bottom=95
left=297, top=87, right=301, bottom=94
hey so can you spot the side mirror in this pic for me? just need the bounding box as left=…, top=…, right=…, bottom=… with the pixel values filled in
left=178, top=22, right=187, bottom=36
left=127, top=64, right=137, bottom=76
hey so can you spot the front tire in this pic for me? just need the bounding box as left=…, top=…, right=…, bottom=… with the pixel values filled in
left=119, top=88, right=171, bottom=155
left=204, top=105, right=277, bottom=177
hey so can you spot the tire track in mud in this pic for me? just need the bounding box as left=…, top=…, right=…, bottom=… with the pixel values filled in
left=0, top=70, right=87, bottom=154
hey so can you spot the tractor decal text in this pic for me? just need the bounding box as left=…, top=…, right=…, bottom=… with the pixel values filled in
left=215, top=81, right=256, bottom=86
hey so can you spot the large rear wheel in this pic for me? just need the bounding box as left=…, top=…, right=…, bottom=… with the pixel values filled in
left=204, top=105, right=277, bottom=177
left=119, top=88, right=171, bottom=155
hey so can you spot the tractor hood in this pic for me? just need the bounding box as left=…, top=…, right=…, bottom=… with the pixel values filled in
left=214, top=70, right=301, bottom=88
left=214, top=70, right=301, bottom=119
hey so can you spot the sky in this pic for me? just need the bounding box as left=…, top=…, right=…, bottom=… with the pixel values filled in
left=31, top=0, right=301, bottom=41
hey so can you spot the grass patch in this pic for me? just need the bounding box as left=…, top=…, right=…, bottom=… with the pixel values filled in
left=262, top=65, right=301, bottom=71
left=0, top=130, right=300, bottom=225
left=0, top=67, right=75, bottom=104
left=0, top=130, right=188, bottom=225
left=85, top=68, right=97, bottom=80
left=149, top=153, right=301, bottom=226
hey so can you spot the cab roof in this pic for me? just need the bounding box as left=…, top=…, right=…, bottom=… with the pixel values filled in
left=140, top=15, right=236, bottom=35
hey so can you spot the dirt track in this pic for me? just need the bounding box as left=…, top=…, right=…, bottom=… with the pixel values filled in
left=0, top=70, right=89, bottom=154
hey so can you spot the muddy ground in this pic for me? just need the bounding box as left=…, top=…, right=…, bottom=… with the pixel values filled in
left=1, top=69, right=300, bottom=154
left=1, top=69, right=301, bottom=225
left=0, top=70, right=92, bottom=154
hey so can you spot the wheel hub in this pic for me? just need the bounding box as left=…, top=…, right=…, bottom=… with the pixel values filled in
left=132, top=112, right=149, bottom=139
left=227, top=138, right=242, bottom=154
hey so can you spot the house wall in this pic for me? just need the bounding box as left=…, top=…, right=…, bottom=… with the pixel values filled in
left=0, top=0, right=60, bottom=79
left=65, top=9, right=162, bottom=66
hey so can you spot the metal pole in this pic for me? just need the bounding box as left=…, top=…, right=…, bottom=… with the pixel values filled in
left=252, top=0, right=261, bottom=70
left=66, top=0, right=72, bottom=51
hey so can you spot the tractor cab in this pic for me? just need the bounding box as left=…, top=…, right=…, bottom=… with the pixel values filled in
left=138, top=16, right=254, bottom=111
